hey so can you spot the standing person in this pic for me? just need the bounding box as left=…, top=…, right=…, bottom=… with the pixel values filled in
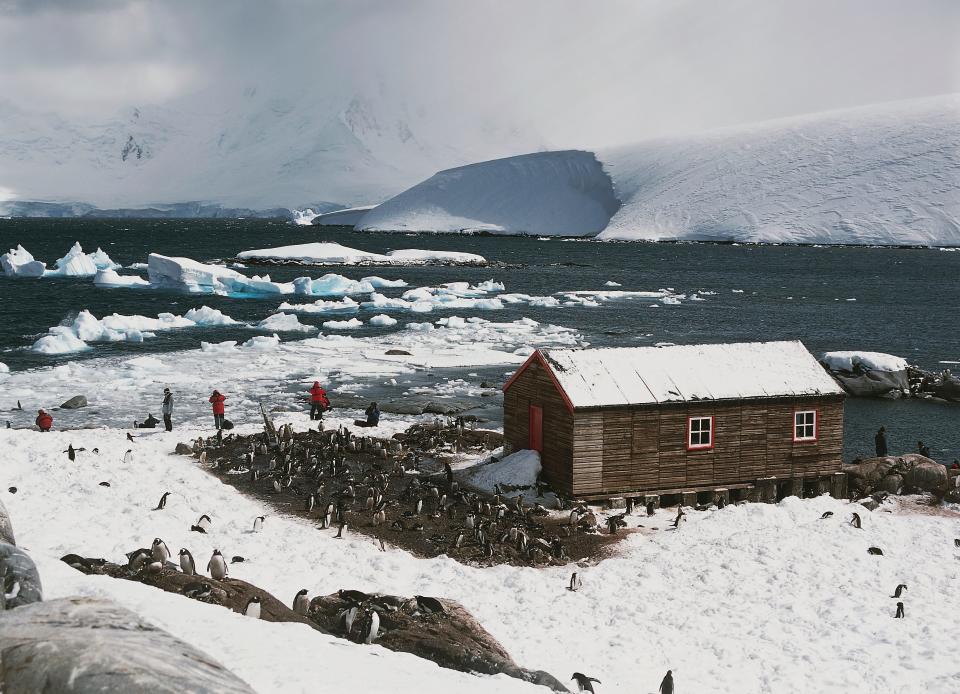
left=918, top=440, right=931, bottom=458
left=209, top=390, right=227, bottom=430
left=35, top=409, right=52, bottom=432
left=161, top=388, right=174, bottom=432
left=874, top=426, right=888, bottom=457
left=309, top=381, right=329, bottom=421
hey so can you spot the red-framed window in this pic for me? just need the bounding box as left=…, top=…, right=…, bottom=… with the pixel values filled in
left=687, top=416, right=714, bottom=450
left=793, top=410, right=818, bottom=442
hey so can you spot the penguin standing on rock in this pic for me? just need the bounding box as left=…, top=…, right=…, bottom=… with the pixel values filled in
left=244, top=596, right=261, bottom=619
left=179, top=549, right=196, bottom=576
left=151, top=538, right=171, bottom=563
left=207, top=549, right=228, bottom=580
left=659, top=670, right=674, bottom=694
left=572, top=672, right=601, bottom=693
left=292, top=589, right=310, bottom=615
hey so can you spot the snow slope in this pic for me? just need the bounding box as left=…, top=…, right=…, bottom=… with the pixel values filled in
left=4, top=426, right=959, bottom=693
left=599, top=94, right=960, bottom=245
left=357, top=151, right=620, bottom=236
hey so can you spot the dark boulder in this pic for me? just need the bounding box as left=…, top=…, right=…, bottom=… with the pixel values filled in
left=0, top=543, right=41, bottom=609
left=844, top=454, right=948, bottom=495
left=59, top=395, right=88, bottom=409
left=0, top=597, right=255, bottom=693
left=0, top=498, right=14, bottom=545
left=174, top=442, right=193, bottom=455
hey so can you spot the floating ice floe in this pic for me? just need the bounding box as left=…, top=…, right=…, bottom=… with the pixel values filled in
left=236, top=242, right=486, bottom=266
left=1, top=245, right=46, bottom=277
left=255, top=313, right=318, bottom=333
left=322, top=318, right=364, bottom=330
left=242, top=334, right=281, bottom=350
left=276, top=297, right=360, bottom=315
left=368, top=314, right=398, bottom=327
left=31, top=307, right=240, bottom=354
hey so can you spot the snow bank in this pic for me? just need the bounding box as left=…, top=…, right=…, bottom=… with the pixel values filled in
left=599, top=94, right=960, bottom=245
left=256, top=313, right=318, bottom=333
left=1, top=244, right=46, bottom=277
left=821, top=351, right=910, bottom=373
left=31, top=307, right=241, bottom=354
left=311, top=205, right=377, bottom=227
left=459, top=449, right=541, bottom=494
left=322, top=318, right=364, bottom=330
left=237, top=242, right=486, bottom=266
left=358, top=150, right=620, bottom=236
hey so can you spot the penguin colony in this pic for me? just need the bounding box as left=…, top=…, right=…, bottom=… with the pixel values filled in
left=190, top=419, right=616, bottom=567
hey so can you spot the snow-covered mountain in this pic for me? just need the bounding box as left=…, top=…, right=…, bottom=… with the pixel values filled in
left=0, top=88, right=544, bottom=213
left=346, top=95, right=960, bottom=245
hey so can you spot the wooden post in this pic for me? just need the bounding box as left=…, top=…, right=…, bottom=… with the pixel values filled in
left=681, top=492, right=697, bottom=508
left=757, top=479, right=777, bottom=503
left=789, top=478, right=804, bottom=499
left=605, top=496, right=626, bottom=510
left=714, top=488, right=730, bottom=506
left=747, top=486, right=762, bottom=503
left=830, top=472, right=847, bottom=499
left=817, top=476, right=832, bottom=496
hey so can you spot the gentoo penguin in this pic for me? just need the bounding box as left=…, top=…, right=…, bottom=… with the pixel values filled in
left=568, top=572, right=582, bottom=592
left=123, top=450, right=133, bottom=464
left=127, top=548, right=152, bottom=572
left=646, top=501, right=656, bottom=516
left=571, top=672, right=601, bottom=693
left=154, top=492, right=171, bottom=510
left=243, top=596, right=261, bottom=619
left=151, top=538, right=171, bottom=563
left=954, top=538, right=960, bottom=548
left=99, top=481, right=110, bottom=487
left=362, top=609, right=380, bottom=644
left=334, top=521, right=346, bottom=539
left=895, top=601, right=905, bottom=618
left=179, top=549, right=196, bottom=575
left=851, top=513, right=862, bottom=529
left=252, top=516, right=265, bottom=532
left=198, top=451, right=208, bottom=466
left=126, top=432, right=135, bottom=442
left=659, top=670, right=674, bottom=694
left=716, top=496, right=726, bottom=510
left=340, top=606, right=359, bottom=636
left=415, top=595, right=444, bottom=614
left=191, top=514, right=212, bottom=533
left=208, top=549, right=228, bottom=580
left=305, top=494, right=316, bottom=512
left=292, top=589, right=310, bottom=615
left=820, top=511, right=833, bottom=519
left=891, top=583, right=907, bottom=598
left=65, top=444, right=76, bottom=461
left=867, top=546, right=884, bottom=555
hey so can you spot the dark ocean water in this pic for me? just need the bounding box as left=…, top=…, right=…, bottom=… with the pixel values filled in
left=1, top=218, right=958, bottom=461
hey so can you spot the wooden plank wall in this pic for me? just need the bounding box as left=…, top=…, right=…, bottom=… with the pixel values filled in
left=567, top=396, right=844, bottom=496
left=503, top=361, right=575, bottom=493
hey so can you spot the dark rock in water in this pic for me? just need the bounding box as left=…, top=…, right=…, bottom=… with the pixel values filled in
left=174, top=442, right=193, bottom=455
left=308, top=591, right=569, bottom=692
left=0, top=596, right=255, bottom=693
left=59, top=395, right=88, bottom=409
left=0, top=498, right=14, bottom=545
left=844, top=454, right=948, bottom=495
left=829, top=368, right=909, bottom=398
left=385, top=349, right=412, bottom=356
left=0, top=542, right=42, bottom=609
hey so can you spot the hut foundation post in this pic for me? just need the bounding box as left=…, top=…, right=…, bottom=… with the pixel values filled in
left=757, top=479, right=777, bottom=503
left=605, top=497, right=626, bottom=510
left=714, top=488, right=730, bottom=506
left=681, top=492, right=698, bottom=508
left=789, top=478, right=804, bottom=499
left=816, top=476, right=832, bottom=496
left=830, top=472, right=847, bottom=499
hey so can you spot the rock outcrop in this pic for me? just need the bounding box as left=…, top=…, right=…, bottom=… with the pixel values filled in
left=0, top=543, right=42, bottom=609
left=0, top=596, right=255, bottom=693
left=844, top=454, right=949, bottom=495
left=0, top=498, right=15, bottom=545
left=59, top=395, right=88, bottom=409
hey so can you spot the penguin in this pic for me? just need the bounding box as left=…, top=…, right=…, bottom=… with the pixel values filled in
left=338, top=589, right=369, bottom=605
left=334, top=521, right=346, bottom=539
left=646, top=501, right=656, bottom=516
left=569, top=509, right=580, bottom=526
left=820, top=511, right=833, bottom=519
left=659, top=670, right=674, bottom=694
left=252, top=516, right=264, bottom=532
left=716, top=496, right=726, bottom=509
left=954, top=539, right=960, bottom=548
left=572, top=672, right=601, bottom=693
left=127, top=548, right=152, bottom=572
left=415, top=595, right=444, bottom=614
left=340, top=605, right=359, bottom=636
left=273, top=478, right=282, bottom=494
left=199, top=451, right=208, bottom=466
left=867, top=546, right=884, bottom=555
left=568, top=572, right=582, bottom=592
left=16, top=400, right=21, bottom=410
left=363, top=609, right=380, bottom=644
left=99, top=481, right=110, bottom=487
left=851, top=513, right=862, bottom=529
left=151, top=538, right=171, bottom=563
left=671, top=507, right=685, bottom=529
left=179, top=549, right=196, bottom=575
left=126, top=432, right=135, bottom=442
left=154, top=491, right=171, bottom=511
left=895, top=601, right=904, bottom=618
left=231, top=555, right=245, bottom=564
left=305, top=494, right=316, bottom=512
left=123, top=450, right=133, bottom=464
left=414, top=497, right=423, bottom=515
left=244, top=595, right=261, bottom=619
left=292, top=588, right=310, bottom=615
left=191, top=514, right=212, bottom=533
left=65, top=444, right=76, bottom=461
left=891, top=583, right=907, bottom=598
left=207, top=549, right=228, bottom=580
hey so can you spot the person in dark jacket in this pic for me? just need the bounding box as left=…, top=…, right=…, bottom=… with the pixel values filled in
left=354, top=402, right=380, bottom=428
left=209, top=390, right=227, bottom=430
left=917, top=440, right=931, bottom=458
left=874, top=427, right=888, bottom=457
left=35, top=409, right=52, bottom=432
left=308, top=381, right=330, bottom=420
left=161, top=388, right=174, bottom=431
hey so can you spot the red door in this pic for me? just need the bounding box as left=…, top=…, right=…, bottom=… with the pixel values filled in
left=528, top=405, right=543, bottom=452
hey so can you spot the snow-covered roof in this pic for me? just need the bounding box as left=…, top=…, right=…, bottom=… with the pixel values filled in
left=532, top=341, right=844, bottom=408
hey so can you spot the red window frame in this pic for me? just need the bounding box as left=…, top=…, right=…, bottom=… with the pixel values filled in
left=792, top=409, right=819, bottom=443
left=686, top=415, right=714, bottom=451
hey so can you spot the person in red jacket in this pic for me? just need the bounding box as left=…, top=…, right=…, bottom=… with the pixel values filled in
left=35, top=409, right=52, bottom=432
left=209, top=390, right=226, bottom=429
left=309, top=381, right=330, bottom=420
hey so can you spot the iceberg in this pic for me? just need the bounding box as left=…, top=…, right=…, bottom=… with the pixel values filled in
left=47, top=242, right=120, bottom=277
left=1, top=245, right=46, bottom=277
left=322, top=318, right=364, bottom=330
left=94, top=269, right=151, bottom=288
left=368, top=314, right=398, bottom=327
left=237, top=242, right=486, bottom=266
left=255, top=313, right=318, bottom=333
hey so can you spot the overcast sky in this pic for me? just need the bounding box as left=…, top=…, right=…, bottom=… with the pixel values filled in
left=1, top=0, right=958, bottom=147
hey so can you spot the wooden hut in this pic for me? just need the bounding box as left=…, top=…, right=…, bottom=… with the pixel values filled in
left=502, top=341, right=846, bottom=503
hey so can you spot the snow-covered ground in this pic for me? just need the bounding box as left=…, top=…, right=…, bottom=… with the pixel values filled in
left=5, top=425, right=958, bottom=693
left=350, top=95, right=960, bottom=245
left=237, top=242, right=486, bottom=266
left=356, top=151, right=620, bottom=236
